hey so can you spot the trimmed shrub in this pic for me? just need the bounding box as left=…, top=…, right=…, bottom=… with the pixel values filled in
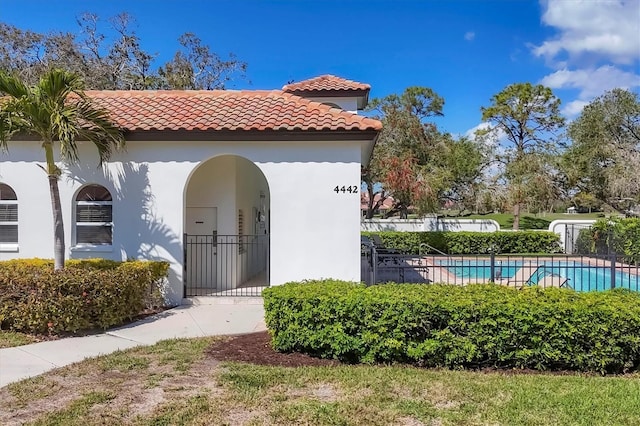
left=576, top=218, right=640, bottom=260
left=264, top=280, right=640, bottom=373
left=0, top=259, right=169, bottom=334
left=362, top=231, right=562, bottom=254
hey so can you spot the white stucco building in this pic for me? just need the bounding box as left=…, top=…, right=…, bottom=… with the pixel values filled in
left=0, top=75, right=381, bottom=305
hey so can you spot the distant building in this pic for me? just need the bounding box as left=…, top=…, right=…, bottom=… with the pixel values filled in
left=361, top=193, right=395, bottom=217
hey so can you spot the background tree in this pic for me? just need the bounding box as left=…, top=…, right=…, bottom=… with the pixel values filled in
left=0, top=13, right=247, bottom=90
left=75, top=13, right=159, bottom=90
left=477, top=82, right=565, bottom=229
left=158, top=33, right=247, bottom=90
left=364, top=87, right=487, bottom=218
left=435, top=133, right=488, bottom=213
left=363, top=87, right=445, bottom=218
left=472, top=179, right=508, bottom=214
left=0, top=69, right=125, bottom=269
left=572, top=192, right=602, bottom=213
left=564, top=89, right=640, bottom=212
left=522, top=153, right=564, bottom=214
left=0, top=23, right=46, bottom=85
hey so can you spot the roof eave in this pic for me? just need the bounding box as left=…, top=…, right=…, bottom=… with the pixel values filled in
left=8, top=128, right=381, bottom=142
left=286, top=89, right=370, bottom=110
left=122, top=129, right=380, bottom=142
left=362, top=131, right=379, bottom=168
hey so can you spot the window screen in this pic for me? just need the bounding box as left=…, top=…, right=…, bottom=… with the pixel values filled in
left=75, top=184, right=112, bottom=245
left=0, top=184, right=18, bottom=244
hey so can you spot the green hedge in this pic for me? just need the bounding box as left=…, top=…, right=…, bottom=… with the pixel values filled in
left=576, top=218, right=640, bottom=259
left=362, top=231, right=562, bottom=254
left=264, top=280, right=640, bottom=373
left=0, top=259, right=169, bottom=334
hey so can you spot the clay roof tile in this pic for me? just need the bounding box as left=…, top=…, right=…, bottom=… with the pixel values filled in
left=282, top=75, right=370, bottom=93
left=84, top=89, right=382, bottom=133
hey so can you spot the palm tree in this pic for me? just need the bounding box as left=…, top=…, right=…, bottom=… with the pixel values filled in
left=0, top=69, right=125, bottom=269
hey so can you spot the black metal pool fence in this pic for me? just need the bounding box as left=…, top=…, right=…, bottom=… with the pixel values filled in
left=361, top=243, right=640, bottom=292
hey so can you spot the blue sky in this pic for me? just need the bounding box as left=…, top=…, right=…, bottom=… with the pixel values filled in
left=2, top=0, right=639, bottom=136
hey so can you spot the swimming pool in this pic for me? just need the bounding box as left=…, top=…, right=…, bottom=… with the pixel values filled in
left=439, top=259, right=640, bottom=292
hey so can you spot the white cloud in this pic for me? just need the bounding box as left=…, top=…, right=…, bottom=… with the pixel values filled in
left=465, top=122, right=506, bottom=147
left=540, top=65, right=640, bottom=99
left=532, top=1, right=640, bottom=118
left=464, top=31, right=475, bottom=41
left=533, top=0, right=640, bottom=65
left=464, top=122, right=490, bottom=139
left=561, top=100, right=589, bottom=117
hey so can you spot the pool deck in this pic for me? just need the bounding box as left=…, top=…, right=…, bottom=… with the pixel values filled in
left=367, top=254, right=640, bottom=288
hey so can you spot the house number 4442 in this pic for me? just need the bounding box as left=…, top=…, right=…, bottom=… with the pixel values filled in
left=333, top=185, right=358, bottom=194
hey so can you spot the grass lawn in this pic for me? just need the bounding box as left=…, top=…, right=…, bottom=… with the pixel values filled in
left=2, top=336, right=640, bottom=426
left=0, top=331, right=39, bottom=348
left=461, top=212, right=605, bottom=230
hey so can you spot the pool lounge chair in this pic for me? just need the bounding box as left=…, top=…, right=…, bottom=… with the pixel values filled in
left=505, top=264, right=539, bottom=289
left=536, top=275, right=569, bottom=288
left=369, top=235, right=400, bottom=253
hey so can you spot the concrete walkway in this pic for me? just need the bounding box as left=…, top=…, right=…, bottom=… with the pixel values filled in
left=0, top=299, right=266, bottom=388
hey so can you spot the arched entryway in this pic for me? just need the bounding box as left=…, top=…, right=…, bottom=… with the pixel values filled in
left=183, top=155, right=270, bottom=296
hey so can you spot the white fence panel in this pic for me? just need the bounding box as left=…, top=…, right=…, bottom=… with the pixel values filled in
left=548, top=220, right=597, bottom=253
left=361, top=217, right=500, bottom=233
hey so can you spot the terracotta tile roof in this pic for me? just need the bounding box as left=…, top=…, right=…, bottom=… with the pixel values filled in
left=85, top=90, right=381, bottom=132
left=282, top=75, right=371, bottom=93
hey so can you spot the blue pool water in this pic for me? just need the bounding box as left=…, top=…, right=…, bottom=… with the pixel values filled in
left=440, top=260, right=640, bottom=292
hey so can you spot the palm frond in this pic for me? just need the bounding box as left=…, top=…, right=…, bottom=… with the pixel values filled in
left=0, top=72, right=30, bottom=98
left=1, top=68, right=124, bottom=165
left=0, top=95, right=32, bottom=148
left=36, top=69, right=85, bottom=102
left=74, top=99, right=125, bottom=164
left=0, top=112, right=14, bottom=152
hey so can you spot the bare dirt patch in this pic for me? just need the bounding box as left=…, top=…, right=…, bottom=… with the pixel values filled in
left=225, top=407, right=267, bottom=425
left=399, top=417, right=427, bottom=426
left=423, top=382, right=461, bottom=410
left=1, top=377, right=80, bottom=425
left=311, top=383, right=340, bottom=402
left=0, top=340, right=225, bottom=426
left=128, top=387, right=166, bottom=417
left=206, top=331, right=340, bottom=367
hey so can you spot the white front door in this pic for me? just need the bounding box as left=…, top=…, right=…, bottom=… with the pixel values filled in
left=186, top=207, right=217, bottom=235
left=185, top=207, right=217, bottom=292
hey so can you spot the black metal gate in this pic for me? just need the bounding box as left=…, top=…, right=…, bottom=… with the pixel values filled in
left=565, top=223, right=593, bottom=254
left=361, top=237, right=430, bottom=285
left=184, top=234, right=269, bottom=297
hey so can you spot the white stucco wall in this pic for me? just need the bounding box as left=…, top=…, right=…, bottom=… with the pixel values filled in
left=548, top=220, right=597, bottom=253
left=0, top=139, right=363, bottom=305
left=186, top=155, right=236, bottom=233
left=361, top=219, right=424, bottom=232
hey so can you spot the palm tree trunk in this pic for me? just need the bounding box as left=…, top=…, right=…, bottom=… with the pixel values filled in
left=48, top=175, right=65, bottom=270
left=44, top=141, right=65, bottom=270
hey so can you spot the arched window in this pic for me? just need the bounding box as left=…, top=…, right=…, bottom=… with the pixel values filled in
left=0, top=184, right=18, bottom=246
left=75, top=185, right=112, bottom=245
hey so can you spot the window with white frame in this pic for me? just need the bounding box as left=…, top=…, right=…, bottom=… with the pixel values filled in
left=75, top=185, right=112, bottom=245
left=0, top=184, right=18, bottom=246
